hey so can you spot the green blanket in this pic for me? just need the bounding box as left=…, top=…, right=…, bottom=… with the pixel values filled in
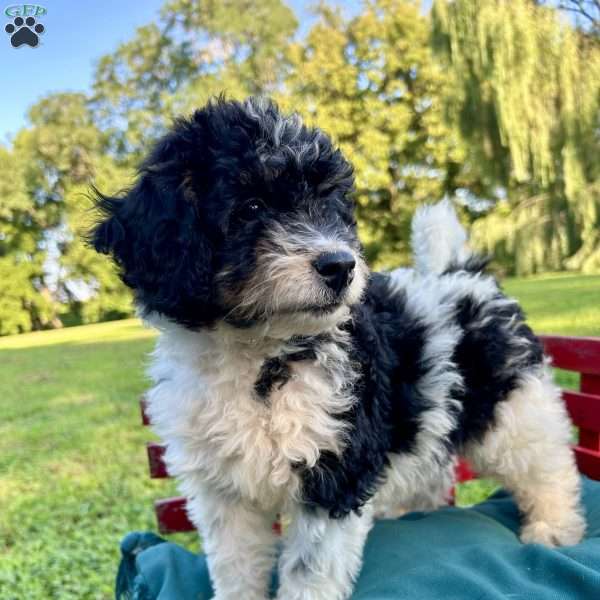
left=116, top=477, right=600, bottom=599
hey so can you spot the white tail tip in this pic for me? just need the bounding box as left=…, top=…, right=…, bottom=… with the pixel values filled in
left=411, top=199, right=471, bottom=275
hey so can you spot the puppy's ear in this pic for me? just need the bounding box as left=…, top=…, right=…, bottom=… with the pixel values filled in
left=90, top=193, right=126, bottom=256
left=89, top=130, right=219, bottom=328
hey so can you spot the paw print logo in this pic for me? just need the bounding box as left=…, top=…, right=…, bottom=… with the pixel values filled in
left=5, top=16, right=45, bottom=48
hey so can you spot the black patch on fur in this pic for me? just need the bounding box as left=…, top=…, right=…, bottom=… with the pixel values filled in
left=254, top=356, right=293, bottom=400
left=443, top=254, right=491, bottom=275
left=298, top=273, right=434, bottom=518
left=254, top=335, right=328, bottom=401
left=254, top=349, right=316, bottom=400
left=299, top=272, right=545, bottom=519
left=448, top=293, right=544, bottom=447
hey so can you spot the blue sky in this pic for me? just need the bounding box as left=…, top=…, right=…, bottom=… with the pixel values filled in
left=0, top=0, right=326, bottom=142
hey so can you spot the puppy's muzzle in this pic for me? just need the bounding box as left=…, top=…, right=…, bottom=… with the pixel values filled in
left=313, top=251, right=356, bottom=296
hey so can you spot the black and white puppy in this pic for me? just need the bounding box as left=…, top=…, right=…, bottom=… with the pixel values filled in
left=92, top=97, right=584, bottom=600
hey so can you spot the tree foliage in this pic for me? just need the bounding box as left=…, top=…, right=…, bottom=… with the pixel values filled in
left=283, top=0, right=471, bottom=267
left=433, top=0, right=600, bottom=274
left=1, top=0, right=598, bottom=334
left=92, top=0, right=297, bottom=162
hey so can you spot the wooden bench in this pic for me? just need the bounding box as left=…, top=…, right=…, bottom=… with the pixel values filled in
left=140, top=334, right=600, bottom=534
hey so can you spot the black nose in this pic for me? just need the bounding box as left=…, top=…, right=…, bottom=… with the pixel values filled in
left=313, top=251, right=356, bottom=295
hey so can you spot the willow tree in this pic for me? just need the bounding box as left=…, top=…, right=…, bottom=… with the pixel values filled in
left=432, top=0, right=600, bottom=274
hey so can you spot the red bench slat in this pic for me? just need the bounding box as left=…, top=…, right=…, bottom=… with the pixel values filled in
left=154, top=497, right=283, bottom=535
left=147, top=442, right=169, bottom=478
left=579, top=429, right=600, bottom=452
left=563, top=390, right=600, bottom=432
left=581, top=373, right=600, bottom=396
left=540, top=335, right=600, bottom=375
left=573, top=446, right=600, bottom=480
left=155, top=496, right=195, bottom=534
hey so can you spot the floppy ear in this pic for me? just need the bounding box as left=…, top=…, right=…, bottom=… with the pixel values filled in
left=91, top=194, right=126, bottom=256
left=89, top=136, right=219, bottom=328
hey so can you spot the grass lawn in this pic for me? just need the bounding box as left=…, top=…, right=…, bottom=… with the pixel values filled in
left=1, top=273, right=598, bottom=599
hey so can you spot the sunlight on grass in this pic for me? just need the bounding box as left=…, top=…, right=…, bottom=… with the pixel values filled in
left=503, top=273, right=600, bottom=337
left=0, top=318, right=156, bottom=350
left=455, top=478, right=500, bottom=507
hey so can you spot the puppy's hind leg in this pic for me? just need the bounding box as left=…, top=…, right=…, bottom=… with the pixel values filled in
left=464, top=368, right=585, bottom=547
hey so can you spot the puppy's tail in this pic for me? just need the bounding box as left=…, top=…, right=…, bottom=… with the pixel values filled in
left=411, top=199, right=488, bottom=275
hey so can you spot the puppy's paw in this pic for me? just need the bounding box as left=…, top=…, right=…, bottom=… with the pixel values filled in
left=276, top=582, right=351, bottom=600
left=520, top=514, right=586, bottom=547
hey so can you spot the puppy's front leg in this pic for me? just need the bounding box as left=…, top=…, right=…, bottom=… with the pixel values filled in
left=186, top=486, right=278, bottom=600
left=277, top=504, right=374, bottom=600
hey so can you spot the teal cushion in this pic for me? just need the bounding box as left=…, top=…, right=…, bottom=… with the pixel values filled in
left=116, top=477, right=600, bottom=599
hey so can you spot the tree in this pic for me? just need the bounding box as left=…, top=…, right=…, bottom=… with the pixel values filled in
left=432, top=0, right=600, bottom=274
left=284, top=0, right=472, bottom=268
left=0, top=146, right=59, bottom=335
left=0, top=93, right=135, bottom=334
left=3, top=0, right=600, bottom=335
left=92, top=0, right=472, bottom=271
left=1, top=0, right=299, bottom=335
left=25, top=94, right=135, bottom=325
left=92, top=0, right=298, bottom=163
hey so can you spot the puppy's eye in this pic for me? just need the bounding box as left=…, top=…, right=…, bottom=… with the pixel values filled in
left=235, top=199, right=264, bottom=222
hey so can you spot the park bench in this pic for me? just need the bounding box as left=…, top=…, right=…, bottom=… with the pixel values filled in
left=139, top=334, right=600, bottom=533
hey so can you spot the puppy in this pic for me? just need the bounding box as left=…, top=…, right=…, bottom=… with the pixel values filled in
left=92, top=97, right=584, bottom=600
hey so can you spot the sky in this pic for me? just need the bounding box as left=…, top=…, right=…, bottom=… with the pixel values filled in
left=0, top=0, right=329, bottom=142
left=0, top=1, right=573, bottom=143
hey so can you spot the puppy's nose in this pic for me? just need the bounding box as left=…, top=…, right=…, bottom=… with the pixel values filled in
left=313, top=251, right=356, bottom=295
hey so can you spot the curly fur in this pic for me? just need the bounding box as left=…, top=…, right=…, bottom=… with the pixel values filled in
left=91, top=97, right=584, bottom=600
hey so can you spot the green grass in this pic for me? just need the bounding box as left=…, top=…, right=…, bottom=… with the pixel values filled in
left=503, top=272, right=600, bottom=337
left=1, top=273, right=599, bottom=598
left=0, top=320, right=195, bottom=600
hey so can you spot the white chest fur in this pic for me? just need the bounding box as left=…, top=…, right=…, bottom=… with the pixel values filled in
left=146, top=323, right=354, bottom=511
